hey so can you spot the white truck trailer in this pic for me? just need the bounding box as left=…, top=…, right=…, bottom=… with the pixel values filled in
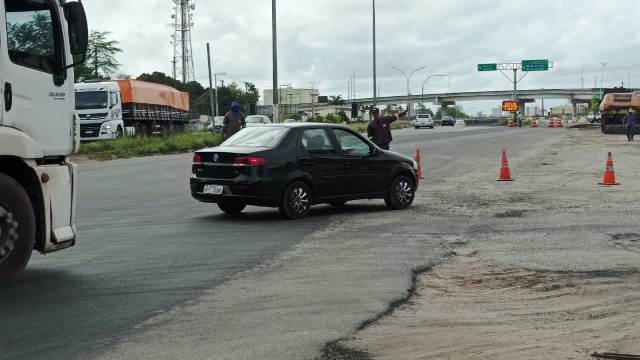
left=0, top=0, right=88, bottom=277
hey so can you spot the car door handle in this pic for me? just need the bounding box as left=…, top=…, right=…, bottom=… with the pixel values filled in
left=4, top=82, right=12, bottom=112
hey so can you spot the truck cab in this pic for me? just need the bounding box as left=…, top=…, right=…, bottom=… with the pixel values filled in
left=75, top=81, right=125, bottom=141
left=0, top=0, right=88, bottom=277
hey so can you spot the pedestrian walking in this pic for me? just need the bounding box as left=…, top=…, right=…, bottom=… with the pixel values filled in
left=222, top=101, right=246, bottom=140
left=367, top=107, right=408, bottom=150
left=623, top=108, right=637, bottom=141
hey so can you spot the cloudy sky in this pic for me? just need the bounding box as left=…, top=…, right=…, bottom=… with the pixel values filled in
left=84, top=0, right=640, bottom=113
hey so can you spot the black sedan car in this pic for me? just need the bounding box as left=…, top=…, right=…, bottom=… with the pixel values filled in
left=190, top=123, right=418, bottom=219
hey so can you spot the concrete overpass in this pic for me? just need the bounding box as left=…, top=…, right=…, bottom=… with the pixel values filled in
left=297, top=88, right=615, bottom=115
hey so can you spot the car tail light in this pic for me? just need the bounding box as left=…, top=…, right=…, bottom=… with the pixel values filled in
left=234, top=156, right=267, bottom=166
left=193, top=154, right=203, bottom=164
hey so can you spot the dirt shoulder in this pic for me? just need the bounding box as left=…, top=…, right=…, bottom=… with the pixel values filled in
left=330, top=129, right=640, bottom=359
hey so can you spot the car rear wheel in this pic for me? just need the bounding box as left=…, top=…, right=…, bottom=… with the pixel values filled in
left=280, top=182, right=312, bottom=219
left=385, top=175, right=415, bottom=210
left=217, top=201, right=246, bottom=215
left=0, top=174, right=35, bottom=278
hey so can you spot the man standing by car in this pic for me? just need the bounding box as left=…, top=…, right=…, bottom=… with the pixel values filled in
left=222, top=101, right=246, bottom=140
left=367, top=108, right=408, bottom=150
left=624, top=108, right=637, bottom=141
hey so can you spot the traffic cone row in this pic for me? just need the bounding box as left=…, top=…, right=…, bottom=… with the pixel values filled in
left=556, top=117, right=564, bottom=128
left=496, top=149, right=621, bottom=186
left=548, top=117, right=555, bottom=128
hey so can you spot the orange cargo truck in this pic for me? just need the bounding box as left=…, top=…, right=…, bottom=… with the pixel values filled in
left=599, top=92, right=640, bottom=134
left=75, top=80, right=190, bottom=138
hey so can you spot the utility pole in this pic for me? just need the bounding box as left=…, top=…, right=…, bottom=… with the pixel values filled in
left=372, top=0, right=377, bottom=107
left=309, top=81, right=315, bottom=118
left=206, top=43, right=214, bottom=118
left=214, top=72, right=225, bottom=116
left=352, top=69, right=356, bottom=99
left=272, top=0, right=279, bottom=123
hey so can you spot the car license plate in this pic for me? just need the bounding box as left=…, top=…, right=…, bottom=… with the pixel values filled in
left=203, top=184, right=224, bottom=195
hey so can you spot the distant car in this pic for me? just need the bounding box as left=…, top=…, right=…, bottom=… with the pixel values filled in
left=454, top=119, right=466, bottom=127
left=191, top=123, right=419, bottom=219
left=414, top=114, right=434, bottom=129
left=441, top=116, right=455, bottom=126
left=588, top=113, right=601, bottom=123
left=208, top=116, right=225, bottom=133
left=245, top=115, right=272, bottom=127
left=284, top=118, right=298, bottom=123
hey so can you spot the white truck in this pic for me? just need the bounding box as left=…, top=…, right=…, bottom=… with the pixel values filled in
left=75, top=81, right=125, bottom=141
left=0, top=0, right=88, bottom=277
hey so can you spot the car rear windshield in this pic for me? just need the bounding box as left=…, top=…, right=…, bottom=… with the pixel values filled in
left=223, top=127, right=288, bottom=148
left=246, top=116, right=265, bottom=123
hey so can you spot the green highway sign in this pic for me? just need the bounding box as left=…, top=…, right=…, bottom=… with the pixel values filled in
left=478, top=63, right=497, bottom=72
left=522, top=59, right=549, bottom=71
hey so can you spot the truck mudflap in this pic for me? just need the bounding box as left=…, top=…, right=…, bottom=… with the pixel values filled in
left=35, top=162, right=77, bottom=253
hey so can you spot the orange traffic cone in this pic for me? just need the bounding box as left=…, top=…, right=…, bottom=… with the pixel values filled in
left=531, top=117, right=538, bottom=128
left=599, top=152, right=620, bottom=186
left=556, top=117, right=564, bottom=128
left=548, top=117, right=555, bottom=128
left=497, top=148, right=514, bottom=181
left=508, top=118, right=515, bottom=128
left=415, top=147, right=425, bottom=180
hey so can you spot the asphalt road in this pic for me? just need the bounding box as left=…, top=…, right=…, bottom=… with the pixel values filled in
left=0, top=126, right=560, bottom=360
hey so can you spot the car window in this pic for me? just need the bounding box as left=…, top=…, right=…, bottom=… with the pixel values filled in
left=332, top=129, right=371, bottom=156
left=301, top=129, right=336, bottom=155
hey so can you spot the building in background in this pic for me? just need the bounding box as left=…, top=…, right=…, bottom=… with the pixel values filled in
left=263, top=88, right=319, bottom=105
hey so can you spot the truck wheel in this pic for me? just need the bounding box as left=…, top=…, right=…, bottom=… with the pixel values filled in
left=116, top=127, right=124, bottom=139
left=0, top=174, right=35, bottom=278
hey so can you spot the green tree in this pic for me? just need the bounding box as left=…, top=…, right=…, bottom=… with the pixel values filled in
left=591, top=96, right=602, bottom=114
left=6, top=13, right=54, bottom=56
left=75, top=30, right=122, bottom=81
left=328, top=95, right=345, bottom=105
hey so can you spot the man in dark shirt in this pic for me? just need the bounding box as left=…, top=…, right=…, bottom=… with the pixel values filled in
left=222, top=101, right=246, bottom=140
left=623, top=108, right=637, bottom=141
left=367, top=107, right=407, bottom=150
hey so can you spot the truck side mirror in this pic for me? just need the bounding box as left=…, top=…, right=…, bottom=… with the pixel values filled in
left=63, top=1, right=88, bottom=62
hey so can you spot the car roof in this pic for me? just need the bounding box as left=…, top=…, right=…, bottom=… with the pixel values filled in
left=249, top=122, right=350, bottom=129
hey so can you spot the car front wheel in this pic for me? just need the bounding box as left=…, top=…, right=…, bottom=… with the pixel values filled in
left=0, top=174, right=35, bottom=278
left=280, top=182, right=312, bottom=219
left=217, top=201, right=246, bottom=215
left=385, top=175, right=415, bottom=210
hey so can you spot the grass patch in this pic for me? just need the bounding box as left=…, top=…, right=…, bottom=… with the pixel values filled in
left=78, top=132, right=222, bottom=160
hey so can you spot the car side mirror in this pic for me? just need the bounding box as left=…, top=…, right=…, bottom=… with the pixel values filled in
left=370, top=147, right=378, bottom=156
left=63, top=1, right=89, bottom=69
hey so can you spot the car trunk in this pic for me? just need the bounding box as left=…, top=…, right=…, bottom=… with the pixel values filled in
left=194, top=146, right=269, bottom=180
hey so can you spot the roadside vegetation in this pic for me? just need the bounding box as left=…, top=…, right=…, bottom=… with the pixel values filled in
left=78, top=132, right=221, bottom=160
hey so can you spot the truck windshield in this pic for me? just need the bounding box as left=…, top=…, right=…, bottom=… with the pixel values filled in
left=75, top=91, right=109, bottom=110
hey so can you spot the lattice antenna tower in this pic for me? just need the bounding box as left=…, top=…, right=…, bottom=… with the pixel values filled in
left=170, top=0, right=196, bottom=83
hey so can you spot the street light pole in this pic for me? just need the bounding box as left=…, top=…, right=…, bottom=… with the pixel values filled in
left=391, top=65, right=426, bottom=118
left=599, top=61, right=608, bottom=99
left=272, top=0, right=279, bottom=123
left=420, top=74, right=448, bottom=109
left=628, top=65, right=638, bottom=89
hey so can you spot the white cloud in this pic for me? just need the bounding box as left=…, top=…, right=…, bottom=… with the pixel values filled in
left=83, top=0, right=640, bottom=109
